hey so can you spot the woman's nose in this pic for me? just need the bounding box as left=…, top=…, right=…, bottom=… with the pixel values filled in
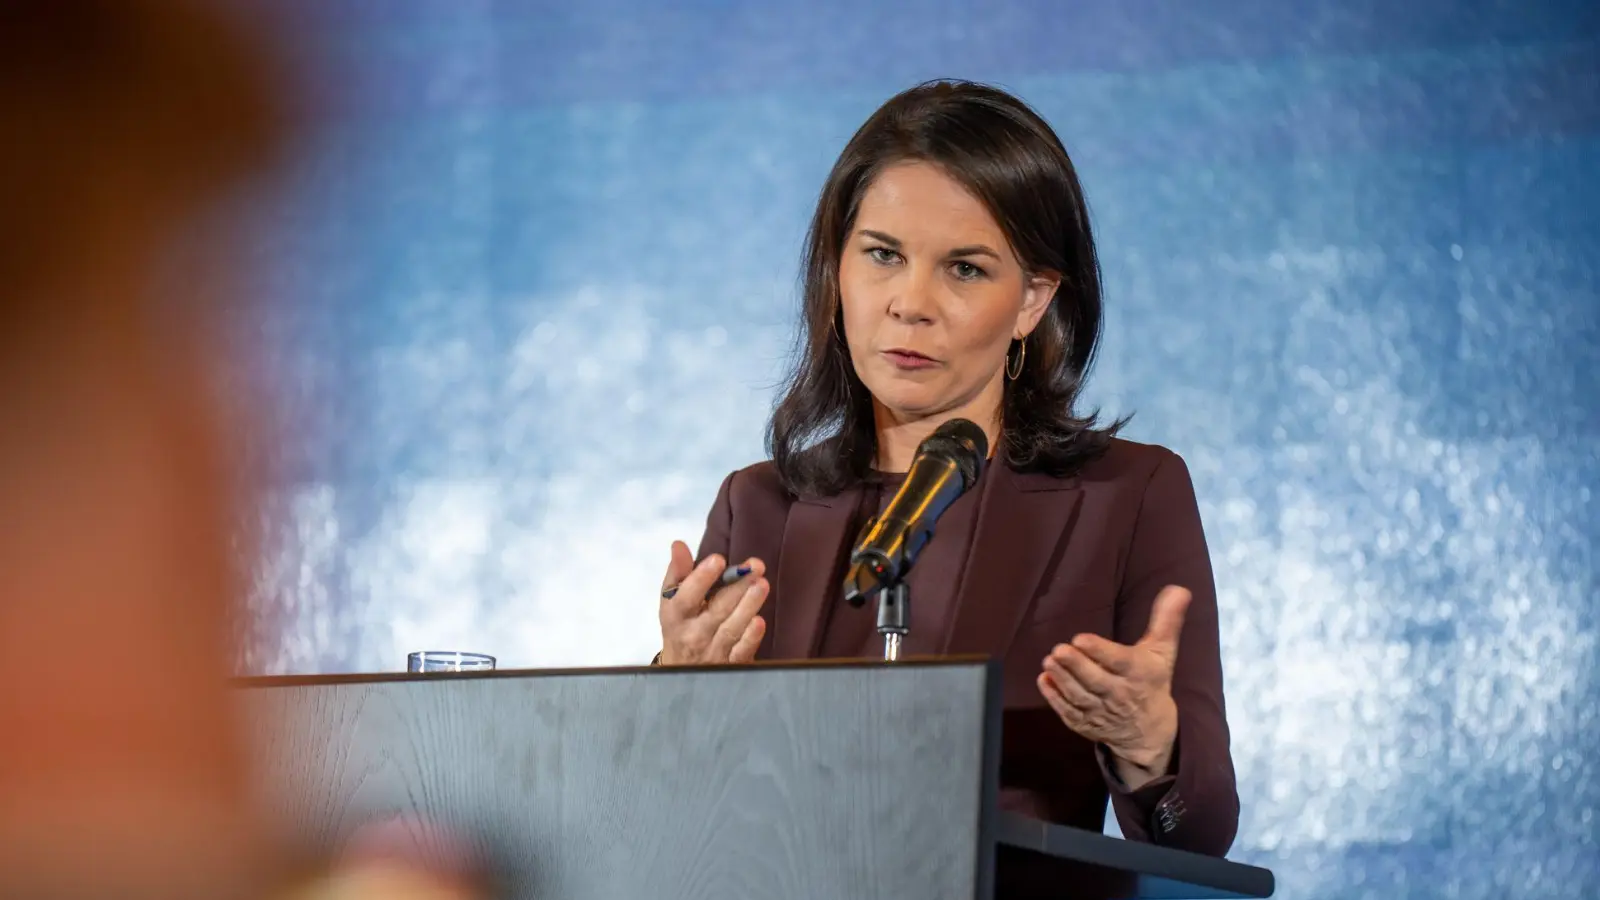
left=886, top=269, right=936, bottom=324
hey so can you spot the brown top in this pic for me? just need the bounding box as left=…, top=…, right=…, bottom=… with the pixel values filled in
left=694, top=438, right=1238, bottom=860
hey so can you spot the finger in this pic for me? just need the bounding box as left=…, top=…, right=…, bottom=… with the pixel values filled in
left=708, top=578, right=769, bottom=658
left=728, top=615, right=766, bottom=663
left=1067, top=633, right=1135, bottom=676
left=1042, top=657, right=1102, bottom=711
left=1136, top=585, right=1192, bottom=663
left=662, top=553, right=726, bottom=620
left=1049, top=643, right=1119, bottom=697
left=704, top=557, right=766, bottom=619
left=1036, top=673, right=1091, bottom=733
left=660, top=540, right=695, bottom=593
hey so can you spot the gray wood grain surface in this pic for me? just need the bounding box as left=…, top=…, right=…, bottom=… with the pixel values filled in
left=238, top=660, right=1000, bottom=900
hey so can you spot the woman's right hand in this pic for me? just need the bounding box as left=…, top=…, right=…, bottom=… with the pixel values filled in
left=657, top=541, right=768, bottom=665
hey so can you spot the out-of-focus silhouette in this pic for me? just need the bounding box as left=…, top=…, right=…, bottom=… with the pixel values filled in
left=0, top=2, right=481, bottom=897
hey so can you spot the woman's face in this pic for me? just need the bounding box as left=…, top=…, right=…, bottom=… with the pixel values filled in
left=838, top=161, right=1057, bottom=429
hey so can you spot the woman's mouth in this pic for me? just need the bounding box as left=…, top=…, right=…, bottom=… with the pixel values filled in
left=882, top=348, right=938, bottom=370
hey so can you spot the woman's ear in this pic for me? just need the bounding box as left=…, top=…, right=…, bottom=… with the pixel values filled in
left=1016, top=271, right=1060, bottom=338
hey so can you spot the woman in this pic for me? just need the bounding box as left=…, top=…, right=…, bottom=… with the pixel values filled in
left=655, top=80, right=1238, bottom=858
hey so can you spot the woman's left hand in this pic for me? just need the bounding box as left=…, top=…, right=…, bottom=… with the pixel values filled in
left=1036, top=585, right=1191, bottom=788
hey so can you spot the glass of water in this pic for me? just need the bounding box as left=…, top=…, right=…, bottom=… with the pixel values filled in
left=407, top=651, right=496, bottom=673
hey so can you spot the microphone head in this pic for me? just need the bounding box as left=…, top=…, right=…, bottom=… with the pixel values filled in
left=918, top=418, right=988, bottom=488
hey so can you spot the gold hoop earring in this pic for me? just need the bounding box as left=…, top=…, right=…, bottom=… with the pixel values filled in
left=1006, top=338, right=1026, bottom=381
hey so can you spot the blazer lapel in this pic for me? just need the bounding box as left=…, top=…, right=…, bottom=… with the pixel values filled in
left=769, top=493, right=858, bottom=660
left=941, top=463, right=1085, bottom=657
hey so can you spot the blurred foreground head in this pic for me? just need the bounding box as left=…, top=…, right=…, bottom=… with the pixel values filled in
left=0, top=0, right=288, bottom=895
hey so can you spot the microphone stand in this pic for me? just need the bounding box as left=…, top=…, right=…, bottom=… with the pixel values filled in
left=875, top=582, right=910, bottom=662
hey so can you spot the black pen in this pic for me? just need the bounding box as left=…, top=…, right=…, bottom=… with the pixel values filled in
left=661, top=563, right=752, bottom=600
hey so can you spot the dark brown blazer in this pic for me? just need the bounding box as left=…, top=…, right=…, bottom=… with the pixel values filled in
left=694, top=437, right=1239, bottom=858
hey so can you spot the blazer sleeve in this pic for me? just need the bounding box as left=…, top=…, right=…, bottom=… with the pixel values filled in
left=1097, top=449, right=1239, bottom=856
left=694, top=470, right=736, bottom=564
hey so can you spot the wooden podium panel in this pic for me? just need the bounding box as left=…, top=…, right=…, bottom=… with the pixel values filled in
left=240, top=660, right=1002, bottom=900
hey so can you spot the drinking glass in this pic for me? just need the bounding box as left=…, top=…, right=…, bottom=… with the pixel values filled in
left=407, top=651, right=496, bottom=673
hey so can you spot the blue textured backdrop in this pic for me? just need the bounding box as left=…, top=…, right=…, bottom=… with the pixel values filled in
left=233, top=2, right=1600, bottom=898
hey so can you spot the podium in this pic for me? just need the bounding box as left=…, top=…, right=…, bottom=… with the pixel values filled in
left=237, top=658, right=1273, bottom=899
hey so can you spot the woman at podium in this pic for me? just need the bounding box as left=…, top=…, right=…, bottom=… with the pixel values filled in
left=654, top=80, right=1238, bottom=858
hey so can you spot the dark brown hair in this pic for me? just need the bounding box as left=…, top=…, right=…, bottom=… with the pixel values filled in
left=767, top=79, right=1124, bottom=497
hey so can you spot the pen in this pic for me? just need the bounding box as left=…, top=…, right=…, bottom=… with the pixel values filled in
left=661, top=563, right=753, bottom=600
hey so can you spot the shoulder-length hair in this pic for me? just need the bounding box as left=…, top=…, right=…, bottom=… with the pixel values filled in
left=767, top=79, right=1124, bottom=497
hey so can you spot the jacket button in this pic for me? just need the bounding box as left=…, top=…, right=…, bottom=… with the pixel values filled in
left=1156, top=796, right=1186, bottom=833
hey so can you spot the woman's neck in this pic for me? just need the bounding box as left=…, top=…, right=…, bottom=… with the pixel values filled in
left=871, top=395, right=1002, bottom=473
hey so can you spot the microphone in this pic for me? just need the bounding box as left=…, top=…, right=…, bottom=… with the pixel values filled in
left=843, top=418, right=988, bottom=607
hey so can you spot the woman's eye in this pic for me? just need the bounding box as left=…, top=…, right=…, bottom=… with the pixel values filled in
left=866, top=247, right=899, bottom=264
left=952, top=261, right=986, bottom=281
